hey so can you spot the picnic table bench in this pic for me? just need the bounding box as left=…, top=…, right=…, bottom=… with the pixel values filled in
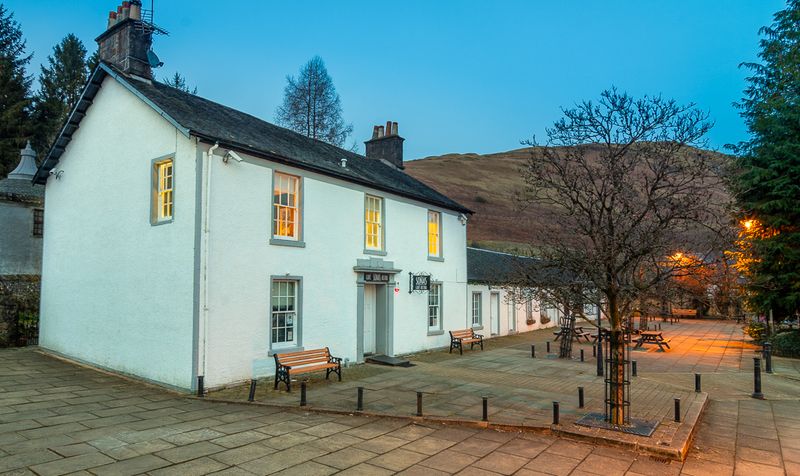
left=634, top=331, right=671, bottom=351
left=672, top=308, right=697, bottom=321
left=553, top=326, right=593, bottom=343
left=449, top=329, right=484, bottom=355
left=273, top=347, right=342, bottom=392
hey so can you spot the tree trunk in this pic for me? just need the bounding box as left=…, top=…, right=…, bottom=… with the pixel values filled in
left=608, top=328, right=627, bottom=425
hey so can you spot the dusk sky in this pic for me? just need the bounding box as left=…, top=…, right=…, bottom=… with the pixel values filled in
left=8, top=0, right=786, bottom=160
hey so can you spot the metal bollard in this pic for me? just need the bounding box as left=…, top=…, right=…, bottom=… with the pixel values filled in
left=197, top=376, right=204, bottom=397
left=592, top=344, right=597, bottom=357
left=674, top=398, right=681, bottom=422
left=482, top=396, right=488, bottom=422
left=580, top=349, right=584, bottom=362
left=248, top=379, right=257, bottom=402
left=596, top=337, right=604, bottom=377
left=764, top=343, right=773, bottom=374
left=695, top=374, right=701, bottom=393
left=632, top=360, right=638, bottom=377
left=547, top=341, right=551, bottom=353
left=416, top=392, right=423, bottom=416
left=357, top=387, right=364, bottom=411
left=531, top=345, right=535, bottom=358
left=553, top=401, right=560, bottom=425
left=300, top=382, right=307, bottom=406
left=658, top=323, right=662, bottom=331
left=752, top=358, right=764, bottom=399
left=578, top=386, right=584, bottom=408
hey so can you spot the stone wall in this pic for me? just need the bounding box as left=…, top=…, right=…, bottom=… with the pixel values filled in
left=0, top=275, right=40, bottom=347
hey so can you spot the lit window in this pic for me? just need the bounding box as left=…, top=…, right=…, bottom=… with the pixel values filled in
left=428, top=211, right=441, bottom=257
left=365, top=195, right=383, bottom=251
left=273, top=173, right=300, bottom=240
left=32, top=209, right=44, bottom=237
left=152, top=159, right=173, bottom=224
left=428, top=284, right=441, bottom=331
left=472, top=292, right=482, bottom=326
left=271, top=279, right=299, bottom=347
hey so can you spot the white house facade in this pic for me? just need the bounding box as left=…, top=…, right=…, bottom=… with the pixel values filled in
left=34, top=7, right=474, bottom=392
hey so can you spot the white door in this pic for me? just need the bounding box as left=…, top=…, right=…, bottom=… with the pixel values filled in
left=363, top=285, right=377, bottom=354
left=491, top=292, right=500, bottom=335
left=509, top=299, right=516, bottom=332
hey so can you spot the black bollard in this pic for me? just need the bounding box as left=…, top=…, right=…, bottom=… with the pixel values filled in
left=632, top=360, right=638, bottom=377
left=752, top=358, right=764, bottom=399
left=197, top=376, right=204, bottom=397
left=547, top=341, right=551, bottom=353
left=580, top=349, right=585, bottom=362
left=300, top=382, right=307, bottom=406
left=578, top=386, right=584, bottom=408
left=248, top=379, right=257, bottom=402
left=674, top=398, right=681, bottom=422
left=553, top=401, right=560, bottom=425
left=592, top=344, right=597, bottom=357
left=482, top=396, right=488, bottom=422
left=531, top=345, right=535, bottom=358
left=695, top=374, right=701, bottom=393
left=596, top=336, right=604, bottom=377
left=416, top=392, right=423, bottom=416
left=765, top=343, right=773, bottom=374
left=658, top=323, right=662, bottom=331
left=357, top=387, right=364, bottom=411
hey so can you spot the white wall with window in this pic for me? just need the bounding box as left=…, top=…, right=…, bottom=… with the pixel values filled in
left=428, top=283, right=442, bottom=334
left=364, top=194, right=384, bottom=253
left=465, top=284, right=558, bottom=339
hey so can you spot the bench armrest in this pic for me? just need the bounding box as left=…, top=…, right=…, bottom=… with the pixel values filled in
left=329, top=356, right=342, bottom=364
left=473, top=333, right=484, bottom=339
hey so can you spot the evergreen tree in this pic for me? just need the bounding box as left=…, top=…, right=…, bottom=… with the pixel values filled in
left=732, top=1, right=800, bottom=317
left=32, top=34, right=89, bottom=154
left=0, top=3, right=32, bottom=177
left=163, top=72, right=197, bottom=94
left=87, top=50, right=99, bottom=72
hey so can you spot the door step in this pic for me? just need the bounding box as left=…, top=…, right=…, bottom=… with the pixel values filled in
left=366, top=354, right=413, bottom=367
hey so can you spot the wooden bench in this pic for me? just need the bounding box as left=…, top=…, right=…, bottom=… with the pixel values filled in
left=273, top=347, right=342, bottom=392
left=672, top=308, right=697, bottom=321
left=554, top=326, right=592, bottom=343
left=449, top=329, right=484, bottom=355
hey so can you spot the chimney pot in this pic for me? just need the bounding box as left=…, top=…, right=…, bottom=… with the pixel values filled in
left=392, top=122, right=398, bottom=135
left=129, top=0, right=141, bottom=20
left=372, top=126, right=380, bottom=139
left=377, top=126, right=384, bottom=137
left=386, top=121, right=393, bottom=136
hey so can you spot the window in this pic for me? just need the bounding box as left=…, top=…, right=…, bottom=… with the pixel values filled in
left=273, top=173, right=300, bottom=240
left=428, top=211, right=441, bottom=258
left=365, top=195, right=383, bottom=251
left=271, top=279, right=300, bottom=348
left=526, top=300, right=536, bottom=325
left=152, top=159, right=173, bottom=223
left=32, top=209, right=44, bottom=237
left=472, top=292, right=482, bottom=326
left=428, top=283, right=442, bottom=331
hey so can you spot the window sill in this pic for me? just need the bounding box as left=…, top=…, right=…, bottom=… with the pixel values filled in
left=427, top=329, right=444, bottom=336
left=427, top=256, right=444, bottom=262
left=270, top=238, right=306, bottom=248
left=472, top=325, right=484, bottom=331
left=268, top=345, right=304, bottom=356
left=151, top=218, right=174, bottom=227
left=363, top=249, right=387, bottom=256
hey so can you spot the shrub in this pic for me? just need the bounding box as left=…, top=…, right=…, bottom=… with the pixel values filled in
left=744, top=320, right=768, bottom=343
left=770, top=331, right=800, bottom=358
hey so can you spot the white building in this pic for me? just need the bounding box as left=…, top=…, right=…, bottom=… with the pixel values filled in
left=34, top=6, right=473, bottom=392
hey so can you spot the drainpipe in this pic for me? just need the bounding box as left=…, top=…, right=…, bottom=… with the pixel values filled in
left=199, top=142, right=219, bottom=388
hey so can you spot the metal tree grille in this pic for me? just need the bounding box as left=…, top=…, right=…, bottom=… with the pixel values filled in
left=559, top=313, right=575, bottom=358
left=603, top=328, right=631, bottom=425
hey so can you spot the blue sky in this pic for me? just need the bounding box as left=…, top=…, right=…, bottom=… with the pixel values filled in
left=8, top=0, right=785, bottom=159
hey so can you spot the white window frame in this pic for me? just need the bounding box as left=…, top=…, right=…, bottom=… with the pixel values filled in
left=472, top=292, right=482, bottom=327
left=428, top=283, right=443, bottom=334
left=364, top=194, right=384, bottom=253
left=270, top=277, right=302, bottom=351
left=150, top=156, right=174, bottom=225
left=526, top=300, right=536, bottom=324
left=427, top=210, right=443, bottom=260
left=271, top=172, right=303, bottom=244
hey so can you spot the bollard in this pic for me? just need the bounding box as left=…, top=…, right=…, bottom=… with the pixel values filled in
left=658, top=323, right=662, bottom=331
left=765, top=343, right=773, bottom=374
left=197, top=376, right=204, bottom=397
left=752, top=358, right=764, bottom=399
left=674, top=398, right=681, bottom=422
left=547, top=341, right=551, bottom=353
left=300, top=382, right=307, bottom=406
left=632, top=360, right=638, bottom=377
left=416, top=392, right=423, bottom=416
left=592, top=344, right=597, bottom=357
left=248, top=379, right=257, bottom=402
left=580, top=349, right=584, bottom=362
left=596, top=336, right=604, bottom=377
left=695, top=374, right=701, bottom=393
left=553, top=401, right=560, bottom=425
left=482, top=396, right=488, bottom=422
left=531, top=345, right=535, bottom=358
left=357, top=387, right=364, bottom=411
left=578, top=386, right=584, bottom=408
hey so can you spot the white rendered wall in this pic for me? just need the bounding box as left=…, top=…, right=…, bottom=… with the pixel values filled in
left=467, top=284, right=558, bottom=338
left=38, top=77, right=197, bottom=390
left=201, top=151, right=468, bottom=388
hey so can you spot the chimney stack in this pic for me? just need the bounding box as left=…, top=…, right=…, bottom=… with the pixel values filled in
left=365, top=120, right=404, bottom=169
left=95, top=0, right=154, bottom=79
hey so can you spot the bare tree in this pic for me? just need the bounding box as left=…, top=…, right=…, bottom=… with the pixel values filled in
left=275, top=56, right=353, bottom=148
left=515, top=88, right=726, bottom=426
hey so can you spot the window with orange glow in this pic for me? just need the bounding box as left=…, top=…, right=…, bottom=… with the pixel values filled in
left=365, top=195, right=383, bottom=250
left=428, top=210, right=441, bottom=257
left=273, top=173, right=300, bottom=240
left=154, top=159, right=173, bottom=222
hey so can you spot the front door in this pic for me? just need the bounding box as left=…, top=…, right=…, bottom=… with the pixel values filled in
left=491, top=292, right=500, bottom=335
left=363, top=285, right=377, bottom=354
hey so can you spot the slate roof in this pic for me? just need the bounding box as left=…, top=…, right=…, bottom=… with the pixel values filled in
left=34, top=64, right=471, bottom=214
left=467, top=247, right=571, bottom=286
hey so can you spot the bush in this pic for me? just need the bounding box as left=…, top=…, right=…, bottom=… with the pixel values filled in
left=744, top=320, right=768, bottom=343
left=770, top=331, right=800, bottom=358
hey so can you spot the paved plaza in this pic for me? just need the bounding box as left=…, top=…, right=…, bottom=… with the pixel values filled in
left=0, top=319, right=799, bottom=474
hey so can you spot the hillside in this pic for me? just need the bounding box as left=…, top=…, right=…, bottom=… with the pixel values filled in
left=405, top=147, right=731, bottom=253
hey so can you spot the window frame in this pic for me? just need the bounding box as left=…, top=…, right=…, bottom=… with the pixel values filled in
left=471, top=291, right=483, bottom=328
left=150, top=155, right=175, bottom=226
left=363, top=194, right=386, bottom=255
left=427, top=210, right=443, bottom=261
left=427, top=282, right=444, bottom=335
left=268, top=276, right=303, bottom=353
left=270, top=171, right=305, bottom=247
left=32, top=208, right=44, bottom=237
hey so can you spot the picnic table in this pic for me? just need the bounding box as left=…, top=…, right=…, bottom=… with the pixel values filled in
left=553, top=326, right=593, bottom=343
left=634, top=330, right=671, bottom=351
